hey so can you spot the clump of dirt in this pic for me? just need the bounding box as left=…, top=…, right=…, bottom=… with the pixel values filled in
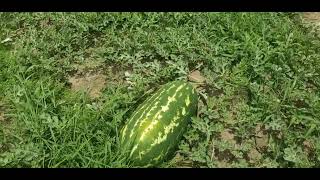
left=170, top=153, right=194, bottom=168
left=68, top=71, right=107, bottom=99
left=247, top=148, right=262, bottom=164
left=302, top=12, right=320, bottom=24
left=0, top=101, right=13, bottom=153
left=210, top=129, right=239, bottom=166
left=220, top=129, right=237, bottom=145
left=301, top=12, right=320, bottom=35
left=216, top=160, right=229, bottom=168
left=204, top=85, right=224, bottom=97
left=293, top=99, right=309, bottom=109
left=0, top=111, right=4, bottom=122
left=188, top=70, right=225, bottom=97
left=188, top=70, right=206, bottom=84
left=303, top=140, right=314, bottom=155
left=38, top=17, right=53, bottom=28
left=0, top=102, right=7, bottom=123
left=105, top=64, right=132, bottom=86
left=255, top=124, right=269, bottom=153
left=215, top=148, right=236, bottom=163
left=68, top=59, right=134, bottom=99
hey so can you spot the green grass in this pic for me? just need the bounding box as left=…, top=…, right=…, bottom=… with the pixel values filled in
left=0, top=12, right=320, bottom=168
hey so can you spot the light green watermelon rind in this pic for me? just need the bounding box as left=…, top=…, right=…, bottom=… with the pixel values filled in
left=137, top=98, right=197, bottom=165
left=120, top=82, right=173, bottom=146
left=130, top=81, right=197, bottom=166
left=120, top=81, right=198, bottom=167
left=131, top=83, right=197, bottom=166
left=119, top=82, right=177, bottom=157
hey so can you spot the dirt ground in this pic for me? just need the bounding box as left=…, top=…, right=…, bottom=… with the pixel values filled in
left=302, top=12, right=320, bottom=33
left=68, top=71, right=107, bottom=99
left=302, top=12, right=320, bottom=23
left=0, top=102, right=5, bottom=122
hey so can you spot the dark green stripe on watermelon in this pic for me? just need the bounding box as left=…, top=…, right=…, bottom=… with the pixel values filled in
left=120, top=81, right=198, bottom=167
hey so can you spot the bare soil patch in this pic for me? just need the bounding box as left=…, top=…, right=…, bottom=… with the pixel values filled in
left=302, top=12, right=320, bottom=23
left=301, top=12, right=320, bottom=35
left=0, top=102, right=7, bottom=123
left=68, top=71, right=106, bottom=99
left=255, top=124, right=269, bottom=153
left=220, top=129, right=236, bottom=145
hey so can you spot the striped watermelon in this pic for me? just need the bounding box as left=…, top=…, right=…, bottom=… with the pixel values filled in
left=120, top=81, right=198, bottom=167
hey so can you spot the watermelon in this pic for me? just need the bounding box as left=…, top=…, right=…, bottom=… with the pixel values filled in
left=120, top=80, right=198, bottom=167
